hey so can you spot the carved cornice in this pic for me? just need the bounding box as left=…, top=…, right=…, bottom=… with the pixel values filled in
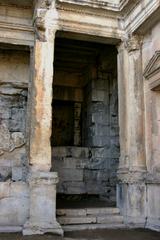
left=124, top=0, right=160, bottom=34
left=0, top=21, right=34, bottom=46
left=56, top=1, right=123, bottom=41
left=0, top=21, right=33, bottom=33
left=56, top=0, right=139, bottom=12
left=56, top=2, right=120, bottom=18
left=144, top=51, right=160, bottom=79
left=56, top=0, right=120, bottom=11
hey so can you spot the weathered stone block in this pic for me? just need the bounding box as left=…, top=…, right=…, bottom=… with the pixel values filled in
left=87, top=207, right=120, bottom=215
left=57, top=208, right=86, bottom=217
left=0, top=182, right=29, bottom=226
left=147, top=184, right=160, bottom=231
left=58, top=169, right=83, bottom=181
left=12, top=166, right=23, bottom=181
left=97, top=215, right=123, bottom=224
left=0, top=123, right=10, bottom=151
left=61, top=157, right=88, bottom=169
left=58, top=216, right=96, bottom=225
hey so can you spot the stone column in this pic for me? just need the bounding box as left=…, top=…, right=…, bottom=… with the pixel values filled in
left=29, top=39, right=54, bottom=172
left=117, top=42, right=129, bottom=172
left=126, top=35, right=146, bottom=172
left=23, top=1, right=63, bottom=235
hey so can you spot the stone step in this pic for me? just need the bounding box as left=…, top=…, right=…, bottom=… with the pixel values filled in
left=97, top=215, right=124, bottom=224
left=86, top=207, right=120, bottom=215
left=58, top=215, right=123, bottom=225
left=57, top=207, right=125, bottom=231
left=62, top=223, right=126, bottom=232
left=58, top=216, right=97, bottom=225
left=57, top=207, right=120, bottom=217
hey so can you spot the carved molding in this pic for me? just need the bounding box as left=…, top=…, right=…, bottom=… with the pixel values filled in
left=124, top=35, right=143, bottom=52
left=34, top=0, right=55, bottom=10
left=124, top=0, right=160, bottom=34
left=56, top=0, right=120, bottom=11
left=56, top=0, right=138, bottom=12
left=117, top=170, right=147, bottom=184
left=33, top=0, right=58, bottom=42
left=144, top=51, right=160, bottom=79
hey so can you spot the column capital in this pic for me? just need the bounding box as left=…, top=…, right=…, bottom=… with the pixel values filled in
left=34, top=0, right=55, bottom=9
left=124, top=35, right=143, bottom=53
left=33, top=0, right=58, bottom=42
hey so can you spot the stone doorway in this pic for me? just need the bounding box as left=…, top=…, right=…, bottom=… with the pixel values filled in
left=51, top=33, right=119, bottom=209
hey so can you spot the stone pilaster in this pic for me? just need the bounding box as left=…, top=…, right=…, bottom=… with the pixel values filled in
left=23, top=1, right=63, bottom=235
left=126, top=35, right=146, bottom=172
left=117, top=35, right=146, bottom=175
left=117, top=35, right=147, bottom=228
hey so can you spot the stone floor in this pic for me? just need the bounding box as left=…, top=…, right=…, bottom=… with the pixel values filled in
left=0, top=229, right=160, bottom=240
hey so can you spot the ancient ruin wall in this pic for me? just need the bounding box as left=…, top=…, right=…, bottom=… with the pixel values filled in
left=0, top=49, right=30, bottom=227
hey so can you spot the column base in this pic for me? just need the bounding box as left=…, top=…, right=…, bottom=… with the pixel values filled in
left=23, top=171, right=63, bottom=236
left=23, top=221, right=63, bottom=236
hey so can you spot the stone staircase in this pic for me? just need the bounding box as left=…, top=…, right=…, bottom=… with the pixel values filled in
left=57, top=207, right=125, bottom=231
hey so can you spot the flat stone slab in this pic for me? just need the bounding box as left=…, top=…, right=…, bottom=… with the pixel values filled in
left=63, top=223, right=126, bottom=232
left=57, top=208, right=120, bottom=217
left=97, top=216, right=123, bottom=224
left=57, top=217, right=96, bottom=225
left=86, top=208, right=120, bottom=215
left=57, top=209, right=87, bottom=216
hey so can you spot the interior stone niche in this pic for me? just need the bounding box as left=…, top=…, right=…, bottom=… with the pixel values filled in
left=51, top=35, right=119, bottom=206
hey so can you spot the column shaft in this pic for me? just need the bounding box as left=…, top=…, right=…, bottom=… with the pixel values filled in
left=127, top=44, right=146, bottom=171
left=117, top=43, right=129, bottom=170
left=29, top=40, right=54, bottom=171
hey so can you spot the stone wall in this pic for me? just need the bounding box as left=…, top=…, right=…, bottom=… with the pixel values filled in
left=0, top=49, right=30, bottom=228
left=117, top=21, right=160, bottom=232
left=142, top=21, right=160, bottom=231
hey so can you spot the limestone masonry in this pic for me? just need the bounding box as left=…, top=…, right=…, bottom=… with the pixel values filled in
left=0, top=0, right=160, bottom=236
